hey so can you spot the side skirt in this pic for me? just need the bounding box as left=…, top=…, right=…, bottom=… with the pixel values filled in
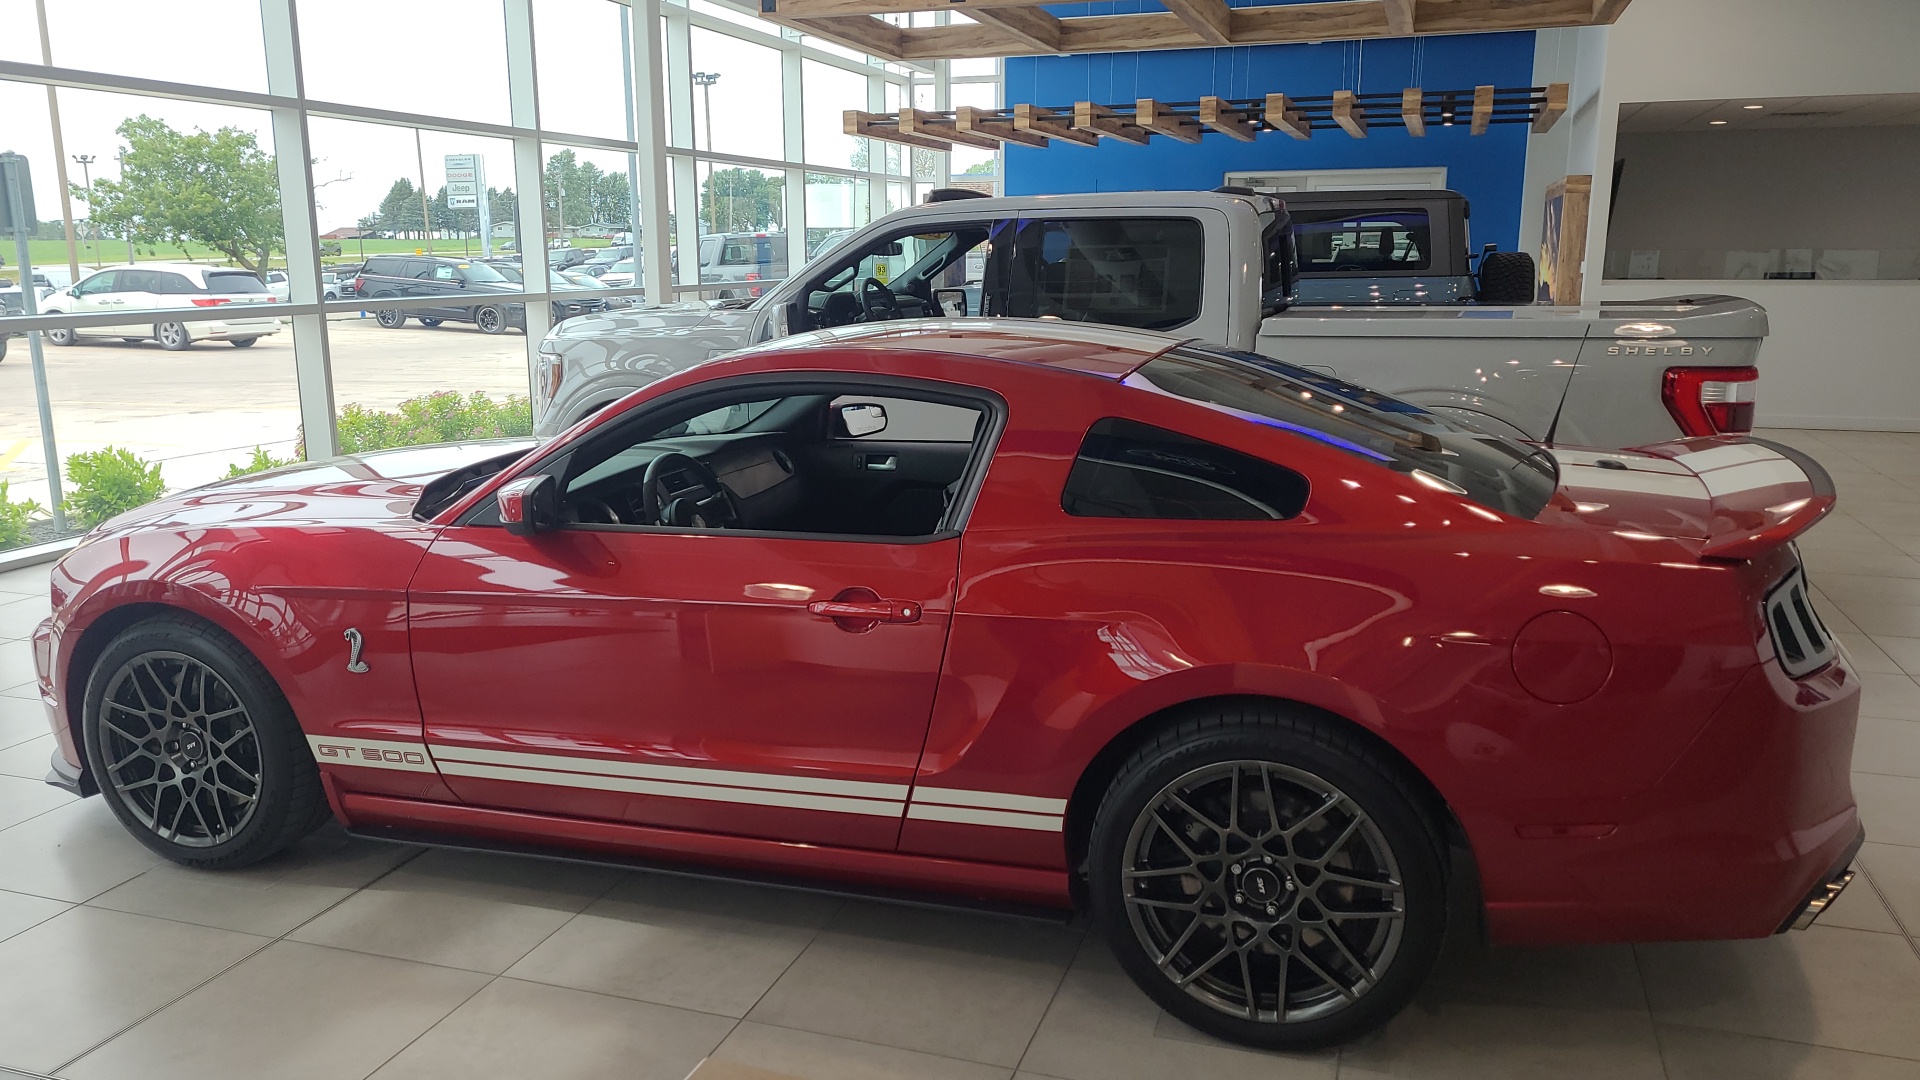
left=338, top=792, right=1076, bottom=922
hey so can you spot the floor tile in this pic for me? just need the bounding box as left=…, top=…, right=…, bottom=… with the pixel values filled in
left=0, top=599, right=47, bottom=641
left=0, top=649, right=35, bottom=702
left=1657, top=1023, right=1920, bottom=1079
left=747, top=902, right=1081, bottom=1069
left=0, top=734, right=55, bottom=780
left=0, top=798, right=162, bottom=903
left=1017, top=939, right=1334, bottom=1080
left=1854, top=773, right=1920, bottom=848
left=506, top=873, right=840, bottom=1019
left=1819, top=574, right=1920, bottom=609
left=1878, top=637, right=1920, bottom=678
left=1815, top=865, right=1903, bottom=935
left=1843, top=633, right=1909, bottom=675
left=60, top=940, right=490, bottom=1080
left=0, top=906, right=266, bottom=1074
left=0, top=888, right=72, bottom=945
left=1806, top=552, right=1920, bottom=583
left=708, top=1021, right=1012, bottom=1080
left=368, top=977, right=734, bottom=1080
left=1858, top=842, right=1920, bottom=933
left=1858, top=672, right=1920, bottom=722
left=88, top=827, right=421, bottom=937
left=1636, top=926, right=1920, bottom=1060
left=1855, top=718, right=1920, bottom=781
left=288, top=849, right=622, bottom=974
left=0, top=772, right=74, bottom=831
left=1846, top=603, right=1920, bottom=639
left=0, top=694, right=53, bottom=750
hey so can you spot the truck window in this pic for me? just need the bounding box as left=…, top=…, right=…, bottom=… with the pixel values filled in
left=1006, top=217, right=1204, bottom=331
left=1291, top=209, right=1432, bottom=273
left=799, top=224, right=997, bottom=329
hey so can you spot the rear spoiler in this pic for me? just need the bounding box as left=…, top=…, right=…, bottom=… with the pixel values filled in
left=1640, top=438, right=1837, bottom=561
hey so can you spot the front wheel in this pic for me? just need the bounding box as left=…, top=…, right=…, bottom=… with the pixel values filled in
left=82, top=615, right=329, bottom=868
left=474, top=305, right=505, bottom=335
left=46, top=325, right=75, bottom=346
left=157, top=321, right=192, bottom=350
left=1088, top=703, right=1446, bottom=1049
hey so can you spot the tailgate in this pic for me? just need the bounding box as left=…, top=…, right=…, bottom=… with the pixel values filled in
left=1550, top=438, right=1834, bottom=560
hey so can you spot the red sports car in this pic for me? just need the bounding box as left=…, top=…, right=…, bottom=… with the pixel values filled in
left=31, top=321, right=1860, bottom=1048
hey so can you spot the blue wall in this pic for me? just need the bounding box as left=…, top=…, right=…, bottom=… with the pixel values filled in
left=1002, top=29, right=1538, bottom=253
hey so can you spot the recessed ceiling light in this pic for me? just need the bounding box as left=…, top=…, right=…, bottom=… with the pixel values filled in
left=1743, top=104, right=1765, bottom=110
left=1710, top=119, right=1729, bottom=125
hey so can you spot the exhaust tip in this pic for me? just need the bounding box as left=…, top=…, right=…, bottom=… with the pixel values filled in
left=1788, top=868, right=1855, bottom=932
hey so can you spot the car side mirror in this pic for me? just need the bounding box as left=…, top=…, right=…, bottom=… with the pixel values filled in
left=835, top=402, right=888, bottom=438
left=496, top=474, right=559, bottom=535
left=934, top=288, right=968, bottom=317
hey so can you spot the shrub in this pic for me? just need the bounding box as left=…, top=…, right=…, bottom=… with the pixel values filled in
left=333, top=391, right=534, bottom=454
left=0, top=480, right=45, bottom=550
left=64, top=446, right=166, bottom=530
left=223, top=446, right=300, bottom=479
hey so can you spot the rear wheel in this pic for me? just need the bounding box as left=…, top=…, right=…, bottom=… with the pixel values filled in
left=1088, top=702, right=1446, bottom=1049
left=229, top=337, right=259, bottom=348
left=474, top=305, right=505, bottom=335
left=157, top=321, right=192, bottom=350
left=82, top=615, right=328, bottom=868
left=375, top=307, right=407, bottom=329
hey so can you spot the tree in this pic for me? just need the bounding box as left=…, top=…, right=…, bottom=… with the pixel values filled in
left=700, top=168, right=783, bottom=233
left=375, top=178, right=422, bottom=238
left=82, top=115, right=282, bottom=273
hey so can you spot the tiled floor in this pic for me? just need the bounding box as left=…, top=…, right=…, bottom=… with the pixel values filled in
left=0, top=427, right=1917, bottom=1080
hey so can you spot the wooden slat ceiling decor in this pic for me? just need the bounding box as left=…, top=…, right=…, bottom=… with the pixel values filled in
left=847, top=82, right=1568, bottom=150
left=762, top=0, right=1632, bottom=62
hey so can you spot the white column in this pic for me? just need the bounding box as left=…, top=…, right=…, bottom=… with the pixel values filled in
left=504, top=0, right=552, bottom=411
left=667, top=6, right=700, bottom=288
left=782, top=39, right=807, bottom=277
left=258, top=0, right=335, bottom=458
left=631, top=0, right=674, bottom=306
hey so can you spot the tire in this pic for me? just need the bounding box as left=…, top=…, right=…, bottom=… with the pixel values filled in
left=375, top=307, right=407, bottom=329
left=121, top=338, right=145, bottom=343
left=474, top=305, right=505, bottom=335
left=46, top=325, right=75, bottom=346
left=418, top=317, right=443, bottom=327
left=229, top=337, right=259, bottom=348
left=157, top=321, right=193, bottom=351
left=1087, top=701, right=1446, bottom=1050
left=1476, top=250, right=1537, bottom=305
left=81, top=614, right=329, bottom=869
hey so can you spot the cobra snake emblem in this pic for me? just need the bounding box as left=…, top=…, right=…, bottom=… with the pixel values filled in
left=343, top=627, right=370, bottom=673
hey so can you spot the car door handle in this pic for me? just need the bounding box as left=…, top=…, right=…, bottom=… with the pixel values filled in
left=861, top=454, right=897, bottom=471
left=807, top=599, right=921, bottom=623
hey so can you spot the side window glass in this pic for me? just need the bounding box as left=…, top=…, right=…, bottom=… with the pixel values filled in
left=406, top=260, right=435, bottom=279
left=802, top=225, right=994, bottom=329
left=1062, top=418, right=1309, bottom=521
left=1292, top=210, right=1433, bottom=273
left=116, top=270, right=155, bottom=293
left=431, top=264, right=458, bottom=282
left=155, top=273, right=196, bottom=295
left=76, top=272, right=118, bottom=296
left=1009, top=217, right=1204, bottom=330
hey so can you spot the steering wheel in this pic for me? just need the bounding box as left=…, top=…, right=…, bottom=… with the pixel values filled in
left=640, top=452, right=742, bottom=529
left=860, top=277, right=901, bottom=321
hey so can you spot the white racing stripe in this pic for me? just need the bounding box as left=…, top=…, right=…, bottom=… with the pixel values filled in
left=437, top=759, right=906, bottom=817
left=1674, top=443, right=1781, bottom=472
left=1699, top=458, right=1808, bottom=497
left=907, top=804, right=1065, bottom=832
left=1557, top=464, right=1708, bottom=499
left=913, top=786, right=1068, bottom=815
left=431, top=744, right=911, bottom=801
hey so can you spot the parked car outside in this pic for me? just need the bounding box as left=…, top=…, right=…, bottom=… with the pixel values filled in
left=352, top=254, right=529, bottom=334
left=34, top=320, right=1858, bottom=1051
left=598, top=258, right=637, bottom=289
left=484, top=262, right=609, bottom=324
left=37, top=263, right=282, bottom=349
left=264, top=270, right=290, bottom=301
left=558, top=269, right=637, bottom=310
left=697, top=231, right=787, bottom=296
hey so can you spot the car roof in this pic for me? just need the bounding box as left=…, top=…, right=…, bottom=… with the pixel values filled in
left=861, top=189, right=1284, bottom=230
left=1278, top=188, right=1465, bottom=204
left=736, top=318, right=1187, bottom=379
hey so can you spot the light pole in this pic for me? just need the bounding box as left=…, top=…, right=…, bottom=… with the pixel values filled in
left=71, top=154, right=98, bottom=267
left=692, top=72, right=719, bottom=152
left=116, top=150, right=133, bottom=261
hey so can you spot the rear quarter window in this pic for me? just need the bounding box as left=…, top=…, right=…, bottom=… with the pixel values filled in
left=1063, top=418, right=1309, bottom=521
left=205, top=271, right=267, bottom=294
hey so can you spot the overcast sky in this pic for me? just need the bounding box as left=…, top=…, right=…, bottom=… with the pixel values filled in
left=0, top=0, right=804, bottom=232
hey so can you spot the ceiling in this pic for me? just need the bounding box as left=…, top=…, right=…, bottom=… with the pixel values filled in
left=760, top=0, right=1633, bottom=63
left=1618, top=93, right=1920, bottom=134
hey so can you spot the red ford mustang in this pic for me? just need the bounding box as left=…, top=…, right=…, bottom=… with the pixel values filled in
left=31, top=321, right=1860, bottom=1047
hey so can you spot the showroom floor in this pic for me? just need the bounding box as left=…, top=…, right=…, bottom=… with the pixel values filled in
left=0, top=428, right=1916, bottom=1080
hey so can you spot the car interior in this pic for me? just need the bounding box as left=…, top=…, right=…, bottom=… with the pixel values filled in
left=800, top=225, right=994, bottom=330
left=538, top=384, right=991, bottom=538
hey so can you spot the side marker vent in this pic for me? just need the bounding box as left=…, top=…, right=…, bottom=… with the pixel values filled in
left=1764, top=567, right=1835, bottom=678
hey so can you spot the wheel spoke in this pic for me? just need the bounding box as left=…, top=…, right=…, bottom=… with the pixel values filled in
left=1291, top=944, right=1359, bottom=1002
left=1237, top=950, right=1258, bottom=1021
left=1318, top=926, right=1377, bottom=987
left=1312, top=815, right=1366, bottom=863
left=1284, top=791, right=1344, bottom=838
left=107, top=744, right=159, bottom=772
left=1151, top=809, right=1207, bottom=865
left=1174, top=944, right=1234, bottom=988
left=1318, top=868, right=1401, bottom=893
left=1166, top=792, right=1226, bottom=835
left=1124, top=865, right=1204, bottom=880
left=1127, top=895, right=1206, bottom=913
left=1154, top=915, right=1205, bottom=970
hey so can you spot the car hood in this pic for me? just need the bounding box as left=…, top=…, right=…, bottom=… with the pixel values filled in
left=551, top=299, right=757, bottom=338
left=83, top=439, right=538, bottom=537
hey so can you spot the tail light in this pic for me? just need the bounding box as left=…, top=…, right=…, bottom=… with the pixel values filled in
left=354, top=276, right=368, bottom=293
left=189, top=298, right=232, bottom=307
left=1663, top=366, right=1758, bottom=436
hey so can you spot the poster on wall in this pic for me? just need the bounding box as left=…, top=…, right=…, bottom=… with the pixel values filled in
left=1538, top=174, right=1592, bottom=304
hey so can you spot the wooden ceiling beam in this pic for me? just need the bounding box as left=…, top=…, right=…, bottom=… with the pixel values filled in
left=1135, top=98, right=1203, bottom=144
left=1591, top=0, right=1633, bottom=21
left=844, top=110, right=950, bottom=151
left=1199, top=96, right=1257, bottom=141
left=1073, top=102, right=1152, bottom=145
left=1532, top=82, right=1569, bottom=132
left=1229, top=1, right=1390, bottom=42
left=769, top=13, right=906, bottom=61
left=900, top=107, right=1007, bottom=150
left=1382, top=0, right=1415, bottom=35
left=956, top=106, right=1050, bottom=148
left=1160, top=0, right=1233, bottom=45
left=967, top=6, right=1065, bottom=53
left=1470, top=83, right=1495, bottom=134
left=1332, top=90, right=1368, bottom=137
left=1402, top=88, right=1425, bottom=135
left=1013, top=104, right=1099, bottom=146
left=1264, top=93, right=1312, bottom=139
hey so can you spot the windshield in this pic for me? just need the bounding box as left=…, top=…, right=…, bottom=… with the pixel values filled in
left=1131, top=346, right=1558, bottom=519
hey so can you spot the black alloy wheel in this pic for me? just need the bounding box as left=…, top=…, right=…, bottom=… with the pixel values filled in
left=1089, top=703, right=1445, bottom=1049
left=474, top=305, right=505, bottom=335
left=375, top=305, right=407, bottom=329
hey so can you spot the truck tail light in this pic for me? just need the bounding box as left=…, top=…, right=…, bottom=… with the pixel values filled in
left=354, top=276, right=368, bottom=294
left=1663, top=366, right=1758, bottom=436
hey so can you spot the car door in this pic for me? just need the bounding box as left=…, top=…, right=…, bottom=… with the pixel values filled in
left=406, top=381, right=991, bottom=851
left=68, top=270, right=136, bottom=336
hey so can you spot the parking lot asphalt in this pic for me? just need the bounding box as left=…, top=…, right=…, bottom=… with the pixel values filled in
left=0, top=316, right=532, bottom=508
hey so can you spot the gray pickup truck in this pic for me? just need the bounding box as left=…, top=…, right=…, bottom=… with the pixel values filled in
left=534, top=191, right=1765, bottom=449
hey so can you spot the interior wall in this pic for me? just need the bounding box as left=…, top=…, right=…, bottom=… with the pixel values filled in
left=1586, top=0, right=1920, bottom=431
left=1001, top=32, right=1537, bottom=253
